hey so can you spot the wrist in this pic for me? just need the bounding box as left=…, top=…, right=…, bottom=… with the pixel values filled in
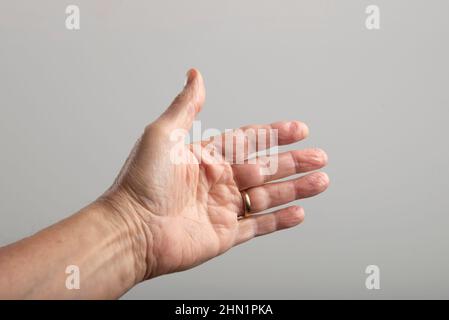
left=95, top=188, right=154, bottom=284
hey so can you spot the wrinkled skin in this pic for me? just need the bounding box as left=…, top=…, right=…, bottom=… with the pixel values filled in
left=103, top=69, right=329, bottom=280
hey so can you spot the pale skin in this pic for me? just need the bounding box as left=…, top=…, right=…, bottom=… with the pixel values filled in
left=0, top=69, right=329, bottom=299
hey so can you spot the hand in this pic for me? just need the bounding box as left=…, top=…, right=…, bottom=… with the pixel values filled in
left=101, top=69, right=329, bottom=281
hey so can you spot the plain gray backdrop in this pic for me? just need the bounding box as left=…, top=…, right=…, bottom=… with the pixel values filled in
left=1, top=1, right=448, bottom=299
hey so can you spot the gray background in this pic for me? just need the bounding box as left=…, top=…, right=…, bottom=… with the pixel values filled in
left=1, top=0, right=448, bottom=299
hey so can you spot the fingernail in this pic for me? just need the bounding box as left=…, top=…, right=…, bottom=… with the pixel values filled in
left=184, top=69, right=195, bottom=87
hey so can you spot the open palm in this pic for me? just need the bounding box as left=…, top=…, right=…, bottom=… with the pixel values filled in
left=107, top=69, right=329, bottom=279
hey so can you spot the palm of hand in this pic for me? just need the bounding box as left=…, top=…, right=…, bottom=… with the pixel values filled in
left=122, top=131, right=243, bottom=277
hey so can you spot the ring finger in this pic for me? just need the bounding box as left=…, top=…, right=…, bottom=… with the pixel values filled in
left=239, top=171, right=329, bottom=216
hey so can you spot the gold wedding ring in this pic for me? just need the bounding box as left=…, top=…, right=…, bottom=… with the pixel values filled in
left=241, top=191, right=252, bottom=217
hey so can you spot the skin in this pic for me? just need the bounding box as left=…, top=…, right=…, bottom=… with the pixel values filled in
left=0, top=69, right=329, bottom=299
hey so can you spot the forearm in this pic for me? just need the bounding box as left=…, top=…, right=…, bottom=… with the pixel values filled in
left=0, top=201, right=147, bottom=299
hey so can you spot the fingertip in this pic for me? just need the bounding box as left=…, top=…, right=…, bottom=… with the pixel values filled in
left=309, top=147, right=328, bottom=168
left=281, top=206, right=305, bottom=228
left=320, top=171, right=330, bottom=186
left=291, top=205, right=305, bottom=223
left=185, top=68, right=204, bottom=88
left=185, top=68, right=205, bottom=112
left=291, top=121, right=309, bottom=140
left=317, top=148, right=328, bottom=166
left=311, top=171, right=330, bottom=191
left=185, top=68, right=198, bottom=86
left=278, top=120, right=309, bottom=143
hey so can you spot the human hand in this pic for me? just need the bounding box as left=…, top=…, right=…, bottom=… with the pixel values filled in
left=100, top=69, right=329, bottom=282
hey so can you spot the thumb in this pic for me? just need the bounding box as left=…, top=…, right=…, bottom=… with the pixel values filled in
left=158, top=68, right=206, bottom=132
